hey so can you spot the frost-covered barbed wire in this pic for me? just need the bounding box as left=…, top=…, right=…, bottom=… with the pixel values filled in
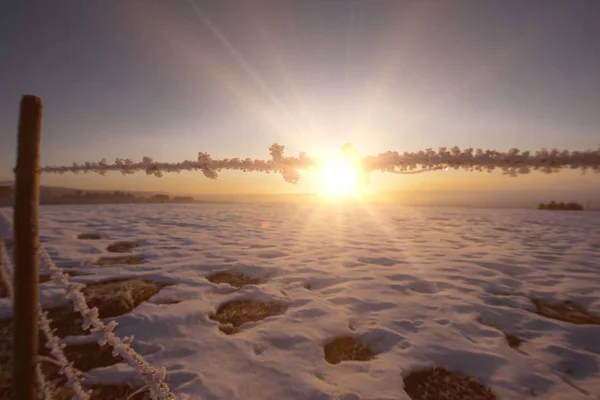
left=36, top=363, right=54, bottom=400
left=363, top=146, right=600, bottom=177
left=38, top=144, right=600, bottom=183
left=38, top=308, right=91, bottom=400
left=0, top=238, right=57, bottom=400
left=0, top=225, right=89, bottom=399
left=0, top=238, right=14, bottom=299
left=37, top=247, right=176, bottom=400
left=0, top=212, right=176, bottom=400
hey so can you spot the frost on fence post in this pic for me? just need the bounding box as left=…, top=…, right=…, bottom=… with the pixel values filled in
left=38, top=145, right=600, bottom=181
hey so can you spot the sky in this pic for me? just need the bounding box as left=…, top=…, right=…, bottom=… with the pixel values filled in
left=1, top=0, right=599, bottom=201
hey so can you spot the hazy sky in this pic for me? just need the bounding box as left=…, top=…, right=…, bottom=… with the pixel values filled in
left=1, top=0, right=599, bottom=196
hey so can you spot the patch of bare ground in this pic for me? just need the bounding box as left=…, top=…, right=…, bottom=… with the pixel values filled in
left=2, top=279, right=172, bottom=346
left=45, top=279, right=173, bottom=337
left=77, top=233, right=102, bottom=240
left=83, top=279, right=173, bottom=318
left=1, top=321, right=145, bottom=399
left=403, top=367, right=497, bottom=400
left=0, top=278, right=173, bottom=399
left=49, top=341, right=124, bottom=374
left=323, top=335, right=376, bottom=364
left=94, top=254, right=145, bottom=266
left=530, top=298, right=600, bottom=325
left=106, top=241, right=139, bottom=253
left=210, top=300, right=287, bottom=334
left=206, top=270, right=262, bottom=288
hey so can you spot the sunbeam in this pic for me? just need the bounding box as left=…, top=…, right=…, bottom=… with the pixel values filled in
left=183, top=0, right=304, bottom=142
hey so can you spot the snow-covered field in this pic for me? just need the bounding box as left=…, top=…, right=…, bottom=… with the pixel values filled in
left=1, top=204, right=600, bottom=400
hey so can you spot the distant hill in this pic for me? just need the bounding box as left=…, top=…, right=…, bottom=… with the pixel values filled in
left=1, top=183, right=599, bottom=209
left=0, top=181, right=169, bottom=197
left=37, top=186, right=170, bottom=199
left=0, top=183, right=176, bottom=207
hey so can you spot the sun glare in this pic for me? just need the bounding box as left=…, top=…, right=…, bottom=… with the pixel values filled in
left=319, top=159, right=361, bottom=196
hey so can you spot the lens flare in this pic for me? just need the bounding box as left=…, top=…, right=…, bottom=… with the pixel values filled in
left=319, top=159, right=360, bottom=196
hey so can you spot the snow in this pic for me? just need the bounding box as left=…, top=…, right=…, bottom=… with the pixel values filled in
left=1, top=203, right=600, bottom=399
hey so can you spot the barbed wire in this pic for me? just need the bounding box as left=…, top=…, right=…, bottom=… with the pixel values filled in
left=0, top=213, right=176, bottom=400
left=38, top=246, right=175, bottom=400
left=0, top=237, right=86, bottom=400
left=37, top=144, right=600, bottom=183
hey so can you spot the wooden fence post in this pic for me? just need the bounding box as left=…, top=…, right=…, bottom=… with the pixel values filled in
left=13, top=95, right=42, bottom=400
left=0, top=238, right=3, bottom=287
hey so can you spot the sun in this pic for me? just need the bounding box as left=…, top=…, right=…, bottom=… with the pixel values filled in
left=318, top=158, right=361, bottom=196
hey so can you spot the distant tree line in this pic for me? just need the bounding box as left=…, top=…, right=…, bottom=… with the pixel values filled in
left=51, top=191, right=195, bottom=204
left=537, top=201, right=583, bottom=211
left=0, top=185, right=198, bottom=206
